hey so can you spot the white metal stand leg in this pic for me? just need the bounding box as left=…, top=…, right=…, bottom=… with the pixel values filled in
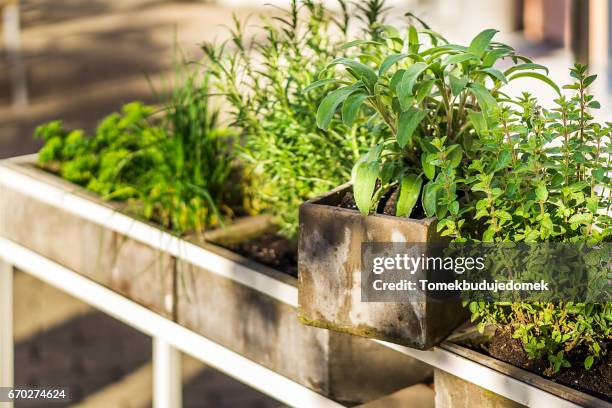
left=153, top=337, right=181, bottom=408
left=0, top=260, right=13, bottom=408
left=3, top=2, right=28, bottom=108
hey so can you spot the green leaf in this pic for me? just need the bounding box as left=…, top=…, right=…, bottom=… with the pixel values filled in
left=494, top=150, right=512, bottom=172
left=352, top=144, right=383, bottom=180
left=448, top=145, right=463, bottom=168
left=353, top=161, right=379, bottom=216
left=469, top=29, right=499, bottom=58
left=584, top=74, right=597, bottom=87
left=478, top=67, right=508, bottom=83
left=584, top=355, right=594, bottom=370
left=450, top=74, right=468, bottom=96
left=569, top=213, right=593, bottom=225
left=397, top=63, right=428, bottom=107
left=390, top=69, right=406, bottom=90
left=436, top=203, right=448, bottom=219
left=419, top=28, right=449, bottom=45
left=341, top=93, right=368, bottom=126
left=408, top=26, right=420, bottom=52
left=303, top=78, right=339, bottom=93
left=405, top=12, right=432, bottom=29
left=379, top=53, right=409, bottom=75
left=593, top=167, right=606, bottom=181
left=422, top=153, right=436, bottom=180
left=482, top=227, right=495, bottom=242
left=449, top=200, right=459, bottom=215
left=468, top=83, right=497, bottom=111
left=408, top=25, right=419, bottom=43
left=316, top=86, right=358, bottom=130
left=329, top=58, right=378, bottom=89
left=482, top=48, right=512, bottom=67
left=397, top=107, right=427, bottom=147
left=396, top=174, right=423, bottom=217
left=380, top=162, right=400, bottom=185
left=415, top=79, right=435, bottom=104
left=508, top=72, right=561, bottom=95
left=442, top=53, right=478, bottom=67
left=504, top=63, right=549, bottom=76
left=468, top=110, right=487, bottom=135
left=536, top=185, right=548, bottom=202
left=588, top=100, right=601, bottom=109
left=422, top=181, right=438, bottom=217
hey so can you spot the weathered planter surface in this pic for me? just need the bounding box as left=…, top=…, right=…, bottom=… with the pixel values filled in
left=435, top=369, right=526, bottom=408
left=298, top=183, right=468, bottom=349
left=0, top=159, right=174, bottom=317
left=176, top=245, right=433, bottom=404
left=0, top=157, right=434, bottom=405
left=438, top=342, right=612, bottom=408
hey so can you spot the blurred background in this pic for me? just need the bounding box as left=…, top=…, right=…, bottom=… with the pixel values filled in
left=1, top=0, right=610, bottom=406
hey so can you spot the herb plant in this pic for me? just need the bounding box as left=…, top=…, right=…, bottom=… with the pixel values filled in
left=36, top=66, right=236, bottom=236
left=314, top=18, right=555, bottom=219
left=458, top=65, right=611, bottom=374
left=315, top=14, right=610, bottom=375
left=203, top=0, right=389, bottom=239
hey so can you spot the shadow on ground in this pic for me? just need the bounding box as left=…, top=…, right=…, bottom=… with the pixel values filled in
left=14, top=310, right=280, bottom=407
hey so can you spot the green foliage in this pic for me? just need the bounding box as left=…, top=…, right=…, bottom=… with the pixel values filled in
left=315, top=17, right=552, bottom=217
left=442, top=64, right=610, bottom=243
left=316, top=14, right=610, bottom=373
left=203, top=0, right=388, bottom=239
left=36, top=67, right=236, bottom=235
left=461, top=65, right=611, bottom=374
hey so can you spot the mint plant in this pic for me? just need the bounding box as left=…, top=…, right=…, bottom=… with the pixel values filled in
left=203, top=0, right=389, bottom=239
left=314, top=18, right=557, bottom=219
left=458, top=65, right=611, bottom=374
left=442, top=65, right=610, bottom=243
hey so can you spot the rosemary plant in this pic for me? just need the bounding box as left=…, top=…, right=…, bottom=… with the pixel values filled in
left=203, top=0, right=389, bottom=239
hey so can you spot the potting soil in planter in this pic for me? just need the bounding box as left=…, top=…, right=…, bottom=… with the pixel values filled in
left=221, top=232, right=298, bottom=277
left=338, top=187, right=426, bottom=218
left=465, top=328, right=611, bottom=402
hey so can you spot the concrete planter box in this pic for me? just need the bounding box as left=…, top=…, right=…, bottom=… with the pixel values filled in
left=0, top=156, right=433, bottom=405
left=298, top=183, right=468, bottom=349
left=0, top=158, right=175, bottom=317
left=435, top=342, right=611, bottom=408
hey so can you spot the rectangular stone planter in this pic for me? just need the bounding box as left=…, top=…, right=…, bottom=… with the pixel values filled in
left=0, top=158, right=175, bottom=317
left=435, top=343, right=611, bottom=408
left=0, top=156, right=434, bottom=405
left=298, top=183, right=468, bottom=349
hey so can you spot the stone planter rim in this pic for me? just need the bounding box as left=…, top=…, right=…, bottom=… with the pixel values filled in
left=303, top=181, right=437, bottom=226
left=440, top=341, right=610, bottom=408
left=0, top=155, right=299, bottom=306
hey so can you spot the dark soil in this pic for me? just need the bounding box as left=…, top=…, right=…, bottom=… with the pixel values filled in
left=338, top=186, right=426, bottom=218
left=226, top=233, right=298, bottom=278
left=486, top=327, right=611, bottom=401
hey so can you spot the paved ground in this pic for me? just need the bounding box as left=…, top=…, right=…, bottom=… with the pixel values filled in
left=0, top=0, right=268, bottom=158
